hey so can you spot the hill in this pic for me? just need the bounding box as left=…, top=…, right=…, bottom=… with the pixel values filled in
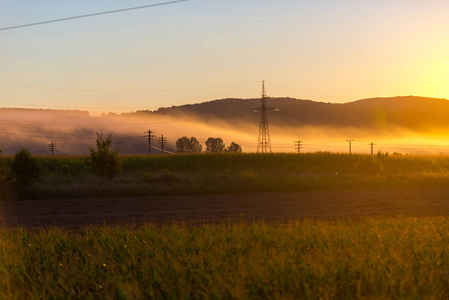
left=2, top=96, right=449, bottom=155
left=128, top=96, right=449, bottom=132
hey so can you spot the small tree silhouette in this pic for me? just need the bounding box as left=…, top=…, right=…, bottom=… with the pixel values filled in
left=226, top=142, right=242, bottom=153
left=87, top=132, right=121, bottom=180
left=12, top=148, right=41, bottom=186
left=205, top=137, right=226, bottom=153
left=176, top=136, right=202, bottom=153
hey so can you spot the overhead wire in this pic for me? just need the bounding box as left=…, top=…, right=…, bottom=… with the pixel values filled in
left=0, top=100, right=161, bottom=111
left=266, top=81, right=347, bottom=102
left=0, top=81, right=259, bottom=112
left=0, top=0, right=190, bottom=31
left=0, top=81, right=258, bottom=93
left=0, top=119, right=185, bottom=126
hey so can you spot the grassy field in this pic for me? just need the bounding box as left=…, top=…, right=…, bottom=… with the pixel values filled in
left=2, top=153, right=449, bottom=298
left=1, top=217, right=449, bottom=299
left=3, top=152, right=449, bottom=199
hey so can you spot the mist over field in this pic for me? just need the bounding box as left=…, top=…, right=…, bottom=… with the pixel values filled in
left=2, top=96, right=449, bottom=155
left=0, top=108, right=257, bottom=155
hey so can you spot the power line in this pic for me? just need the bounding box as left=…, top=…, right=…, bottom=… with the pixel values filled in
left=0, top=119, right=183, bottom=126
left=294, top=140, right=303, bottom=154
left=48, top=141, right=56, bottom=155
left=0, top=132, right=95, bottom=139
left=346, top=139, right=354, bottom=154
left=144, top=130, right=156, bottom=154
left=266, top=80, right=346, bottom=102
left=0, top=0, right=190, bottom=31
left=369, top=142, right=376, bottom=155
left=157, top=135, right=168, bottom=154
left=151, top=144, right=175, bottom=154
left=0, top=100, right=160, bottom=110
left=0, top=81, right=257, bottom=93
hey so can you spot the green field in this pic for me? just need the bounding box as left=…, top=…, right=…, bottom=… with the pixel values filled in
left=2, top=153, right=449, bottom=298
left=1, top=217, right=449, bottom=299
left=2, top=152, right=449, bottom=199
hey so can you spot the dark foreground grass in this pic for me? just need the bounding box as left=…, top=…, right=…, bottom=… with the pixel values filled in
left=2, top=217, right=449, bottom=299
left=4, top=152, right=449, bottom=199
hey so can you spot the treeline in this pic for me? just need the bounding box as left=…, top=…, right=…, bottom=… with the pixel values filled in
left=0, top=134, right=243, bottom=190
left=175, top=136, right=242, bottom=153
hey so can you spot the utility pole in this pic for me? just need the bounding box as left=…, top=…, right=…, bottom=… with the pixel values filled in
left=48, top=141, right=56, bottom=155
left=144, top=130, right=156, bottom=154
left=158, top=135, right=167, bottom=154
left=346, top=139, right=354, bottom=154
left=294, top=140, right=303, bottom=154
left=370, top=142, right=376, bottom=155
left=253, top=81, right=278, bottom=153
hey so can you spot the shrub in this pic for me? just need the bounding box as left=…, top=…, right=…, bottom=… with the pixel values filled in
left=87, top=133, right=121, bottom=180
left=0, top=150, right=13, bottom=200
left=12, top=148, right=41, bottom=186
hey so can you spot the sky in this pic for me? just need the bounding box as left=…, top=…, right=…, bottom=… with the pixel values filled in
left=1, top=0, right=449, bottom=115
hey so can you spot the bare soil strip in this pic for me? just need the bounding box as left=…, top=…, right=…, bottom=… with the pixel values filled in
left=2, top=187, right=449, bottom=228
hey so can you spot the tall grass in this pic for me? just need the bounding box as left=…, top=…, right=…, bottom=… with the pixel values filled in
left=2, top=217, right=449, bottom=298
left=3, top=153, right=449, bottom=199
left=3, top=152, right=449, bottom=176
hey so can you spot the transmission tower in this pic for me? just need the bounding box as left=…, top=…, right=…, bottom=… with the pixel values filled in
left=48, top=141, right=56, bottom=155
left=295, top=140, right=303, bottom=154
left=253, top=81, right=278, bottom=153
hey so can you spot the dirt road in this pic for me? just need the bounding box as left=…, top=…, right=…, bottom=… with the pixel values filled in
left=2, top=187, right=449, bottom=228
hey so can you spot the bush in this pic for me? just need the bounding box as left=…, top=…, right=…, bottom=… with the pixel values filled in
left=0, top=161, right=11, bottom=183
left=12, top=148, right=41, bottom=186
left=87, top=133, right=121, bottom=180
left=0, top=150, right=13, bottom=200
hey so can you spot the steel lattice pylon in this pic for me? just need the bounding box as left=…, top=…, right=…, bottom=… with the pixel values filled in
left=253, top=81, right=277, bottom=153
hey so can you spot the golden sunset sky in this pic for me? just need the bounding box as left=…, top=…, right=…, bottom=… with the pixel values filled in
left=1, top=0, right=449, bottom=115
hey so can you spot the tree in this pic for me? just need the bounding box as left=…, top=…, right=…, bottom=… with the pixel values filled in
left=226, top=142, right=242, bottom=153
left=176, top=136, right=189, bottom=153
left=0, top=149, right=11, bottom=184
left=188, top=137, right=202, bottom=153
left=87, top=132, right=121, bottom=180
left=176, top=136, right=202, bottom=153
left=12, top=148, right=41, bottom=186
left=205, top=137, right=226, bottom=153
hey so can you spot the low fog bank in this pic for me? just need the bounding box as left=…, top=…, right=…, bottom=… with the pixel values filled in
left=0, top=109, right=256, bottom=155
left=270, top=125, right=449, bottom=155
left=2, top=108, right=449, bottom=155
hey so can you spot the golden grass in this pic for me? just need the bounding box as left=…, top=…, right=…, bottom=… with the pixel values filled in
left=1, top=217, right=449, bottom=299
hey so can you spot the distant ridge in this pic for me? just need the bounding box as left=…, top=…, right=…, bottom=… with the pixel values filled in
left=2, top=96, right=449, bottom=155
left=3, top=95, right=449, bottom=132
left=128, top=96, right=449, bottom=132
